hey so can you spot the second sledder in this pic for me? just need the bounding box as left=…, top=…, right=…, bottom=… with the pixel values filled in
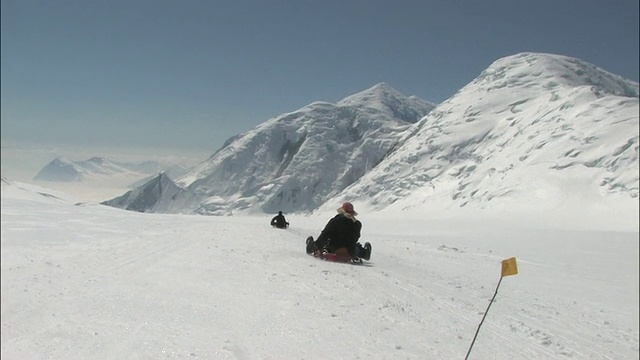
left=306, top=202, right=371, bottom=261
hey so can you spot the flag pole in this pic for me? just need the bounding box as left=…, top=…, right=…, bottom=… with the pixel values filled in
left=465, top=257, right=517, bottom=359
left=464, top=275, right=504, bottom=360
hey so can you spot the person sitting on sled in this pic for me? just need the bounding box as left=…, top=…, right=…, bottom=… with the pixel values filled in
left=306, top=202, right=371, bottom=260
left=270, top=211, right=289, bottom=229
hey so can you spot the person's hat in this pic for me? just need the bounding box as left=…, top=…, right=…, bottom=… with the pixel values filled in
left=341, top=202, right=356, bottom=215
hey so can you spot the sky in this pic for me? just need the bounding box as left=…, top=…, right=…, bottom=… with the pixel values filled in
left=1, top=179, right=638, bottom=359
left=1, top=0, right=639, bottom=155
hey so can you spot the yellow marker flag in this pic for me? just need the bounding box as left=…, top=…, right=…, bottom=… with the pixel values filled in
left=467, top=257, right=519, bottom=359
left=501, top=257, right=518, bottom=277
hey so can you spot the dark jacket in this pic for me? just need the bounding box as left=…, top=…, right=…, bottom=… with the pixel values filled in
left=271, top=213, right=289, bottom=228
left=316, top=212, right=361, bottom=254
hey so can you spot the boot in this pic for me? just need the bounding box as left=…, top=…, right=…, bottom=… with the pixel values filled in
left=361, top=242, right=372, bottom=261
left=306, top=236, right=317, bottom=254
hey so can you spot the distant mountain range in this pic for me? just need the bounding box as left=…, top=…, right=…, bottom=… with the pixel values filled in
left=102, top=52, right=639, bottom=216
left=33, top=156, right=188, bottom=185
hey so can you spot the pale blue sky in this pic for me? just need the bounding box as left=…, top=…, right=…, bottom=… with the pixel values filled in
left=2, top=0, right=638, bottom=153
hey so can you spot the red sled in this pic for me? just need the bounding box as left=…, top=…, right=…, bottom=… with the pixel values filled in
left=311, top=248, right=364, bottom=264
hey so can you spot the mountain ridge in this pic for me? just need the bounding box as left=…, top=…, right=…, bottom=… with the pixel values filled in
left=33, top=156, right=189, bottom=185
left=167, top=82, right=437, bottom=215
left=102, top=52, right=639, bottom=219
left=325, top=52, right=638, bottom=215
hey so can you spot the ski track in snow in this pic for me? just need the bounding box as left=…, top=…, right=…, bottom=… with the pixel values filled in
left=1, top=185, right=639, bottom=359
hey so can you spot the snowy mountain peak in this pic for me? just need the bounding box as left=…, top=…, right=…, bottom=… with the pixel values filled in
left=338, top=82, right=437, bottom=123
left=339, top=82, right=402, bottom=103
left=106, top=83, right=437, bottom=215
left=331, top=53, right=638, bottom=219
left=101, top=172, right=194, bottom=213
left=33, top=156, right=83, bottom=182
left=471, top=52, right=638, bottom=98
left=85, top=156, right=107, bottom=165
left=33, top=156, right=189, bottom=185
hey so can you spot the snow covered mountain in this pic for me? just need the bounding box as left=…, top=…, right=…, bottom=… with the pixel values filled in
left=102, top=172, right=198, bottom=213
left=32, top=157, right=85, bottom=182
left=103, top=53, right=638, bottom=222
left=104, top=83, right=436, bottom=214
left=327, top=53, right=638, bottom=220
left=33, top=156, right=187, bottom=184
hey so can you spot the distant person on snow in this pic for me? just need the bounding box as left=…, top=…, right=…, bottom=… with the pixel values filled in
left=306, top=202, right=371, bottom=260
left=271, top=211, right=289, bottom=229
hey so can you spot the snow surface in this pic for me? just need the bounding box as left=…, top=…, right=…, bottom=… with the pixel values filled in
left=2, top=179, right=638, bottom=359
